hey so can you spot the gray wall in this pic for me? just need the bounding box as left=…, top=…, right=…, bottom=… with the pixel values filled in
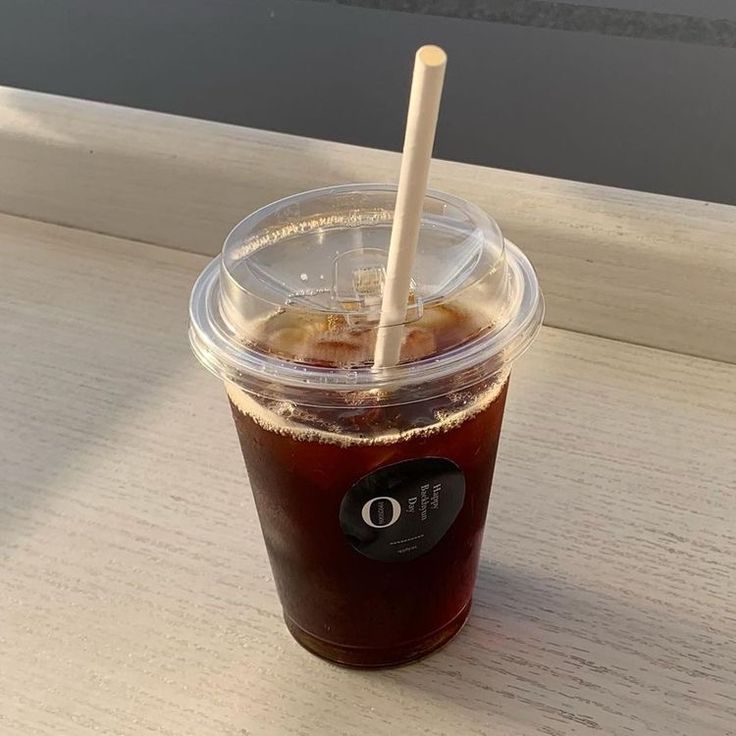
left=0, top=0, right=734, bottom=203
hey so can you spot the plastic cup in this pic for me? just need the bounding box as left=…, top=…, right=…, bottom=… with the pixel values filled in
left=189, top=184, right=543, bottom=667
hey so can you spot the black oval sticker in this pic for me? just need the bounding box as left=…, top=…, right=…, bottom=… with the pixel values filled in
left=339, top=457, right=465, bottom=562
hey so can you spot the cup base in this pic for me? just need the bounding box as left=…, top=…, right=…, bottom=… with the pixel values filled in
left=283, top=599, right=472, bottom=669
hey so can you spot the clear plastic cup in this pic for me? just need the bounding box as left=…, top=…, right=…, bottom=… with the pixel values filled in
left=189, top=184, right=543, bottom=667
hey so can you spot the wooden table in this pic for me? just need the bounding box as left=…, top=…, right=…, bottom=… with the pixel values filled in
left=1, top=89, right=735, bottom=735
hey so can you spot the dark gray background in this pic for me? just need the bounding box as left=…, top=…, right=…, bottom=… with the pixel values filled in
left=0, top=0, right=734, bottom=203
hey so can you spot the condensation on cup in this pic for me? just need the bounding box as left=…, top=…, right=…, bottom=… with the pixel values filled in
left=189, top=184, right=544, bottom=667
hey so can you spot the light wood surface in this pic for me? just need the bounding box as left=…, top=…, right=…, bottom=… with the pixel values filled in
left=1, top=87, right=735, bottom=364
left=1, top=212, right=734, bottom=735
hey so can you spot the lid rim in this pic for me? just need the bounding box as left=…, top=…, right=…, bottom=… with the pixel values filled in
left=189, top=237, right=543, bottom=394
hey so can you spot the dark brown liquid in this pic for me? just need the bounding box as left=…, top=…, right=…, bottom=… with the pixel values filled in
left=229, top=378, right=509, bottom=667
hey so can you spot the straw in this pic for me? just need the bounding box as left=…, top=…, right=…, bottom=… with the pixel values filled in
left=373, top=45, right=447, bottom=368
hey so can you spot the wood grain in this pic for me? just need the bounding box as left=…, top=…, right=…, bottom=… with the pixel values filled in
left=1, top=212, right=734, bottom=735
left=1, top=87, right=735, bottom=364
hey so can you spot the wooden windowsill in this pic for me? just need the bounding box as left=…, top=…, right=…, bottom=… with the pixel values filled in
left=1, top=88, right=735, bottom=735
left=1, top=212, right=734, bottom=735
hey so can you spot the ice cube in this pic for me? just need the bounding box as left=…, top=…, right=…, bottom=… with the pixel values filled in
left=267, top=327, right=311, bottom=360
left=401, top=326, right=437, bottom=362
left=414, top=304, right=478, bottom=351
left=311, top=333, right=371, bottom=366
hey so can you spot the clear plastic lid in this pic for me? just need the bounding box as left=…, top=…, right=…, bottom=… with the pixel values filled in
left=189, top=184, right=543, bottom=403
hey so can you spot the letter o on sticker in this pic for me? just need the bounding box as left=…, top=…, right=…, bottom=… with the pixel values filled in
left=361, top=496, right=401, bottom=528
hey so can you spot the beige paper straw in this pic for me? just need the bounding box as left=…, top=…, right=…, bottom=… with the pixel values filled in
left=373, top=45, right=447, bottom=369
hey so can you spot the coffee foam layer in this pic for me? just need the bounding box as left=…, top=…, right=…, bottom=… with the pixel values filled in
left=226, top=372, right=508, bottom=448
